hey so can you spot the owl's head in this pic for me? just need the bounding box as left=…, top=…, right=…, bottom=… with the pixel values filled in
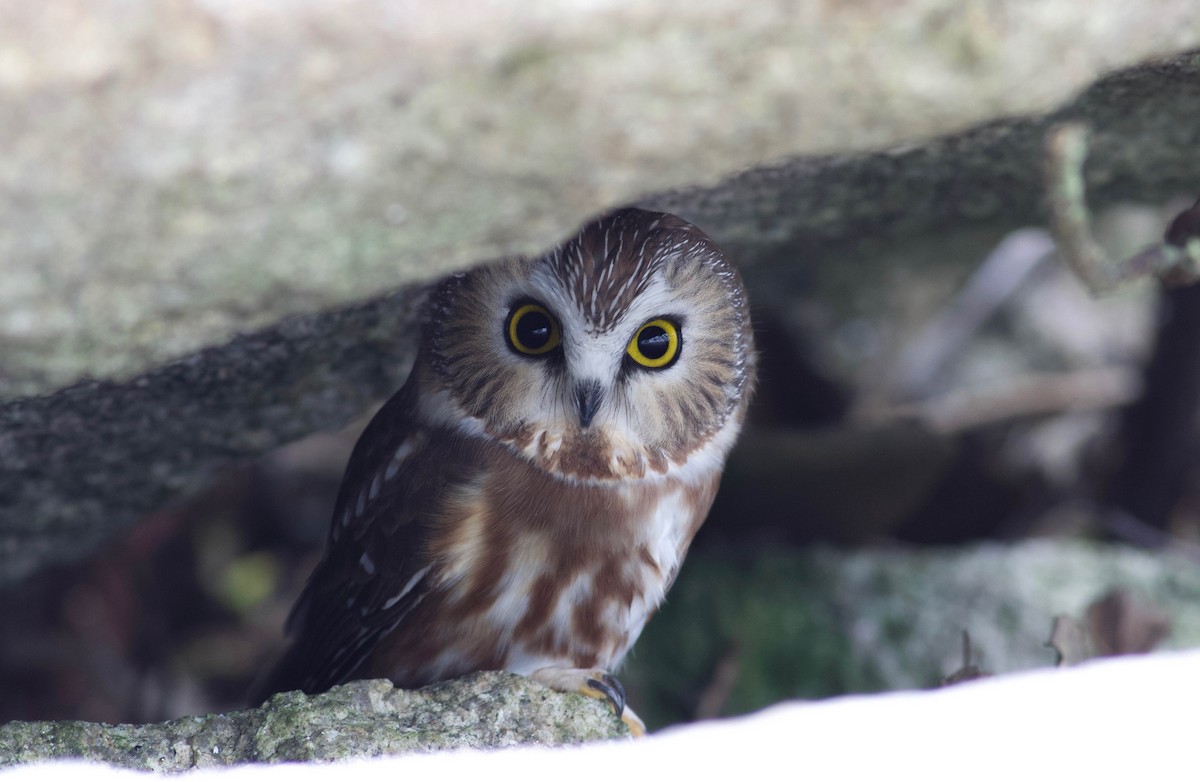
left=423, top=208, right=754, bottom=482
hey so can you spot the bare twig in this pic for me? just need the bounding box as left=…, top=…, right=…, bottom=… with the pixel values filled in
left=941, top=630, right=990, bottom=685
left=1045, top=122, right=1200, bottom=293
left=1045, top=123, right=1113, bottom=294
left=866, top=367, right=1140, bottom=434
left=890, top=229, right=1057, bottom=400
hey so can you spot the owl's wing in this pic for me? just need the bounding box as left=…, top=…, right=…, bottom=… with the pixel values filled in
left=250, top=379, right=477, bottom=702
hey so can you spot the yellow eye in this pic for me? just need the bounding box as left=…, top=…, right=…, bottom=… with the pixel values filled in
left=506, top=303, right=561, bottom=356
left=627, top=318, right=680, bottom=369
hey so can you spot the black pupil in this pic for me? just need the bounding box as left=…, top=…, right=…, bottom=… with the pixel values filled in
left=638, top=325, right=670, bottom=359
left=517, top=310, right=552, bottom=349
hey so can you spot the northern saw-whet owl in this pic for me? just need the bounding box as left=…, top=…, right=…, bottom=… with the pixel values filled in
left=253, top=208, right=755, bottom=734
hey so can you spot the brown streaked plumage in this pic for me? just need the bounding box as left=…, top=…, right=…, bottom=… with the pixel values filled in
left=252, top=208, right=755, bottom=733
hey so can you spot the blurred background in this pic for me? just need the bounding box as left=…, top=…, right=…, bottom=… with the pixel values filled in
left=3, top=1, right=1200, bottom=731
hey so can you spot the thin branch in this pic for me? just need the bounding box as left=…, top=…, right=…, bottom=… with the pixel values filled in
left=1045, top=122, right=1200, bottom=294
left=865, top=367, right=1140, bottom=434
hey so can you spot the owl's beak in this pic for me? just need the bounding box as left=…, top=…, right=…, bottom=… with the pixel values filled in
left=574, top=379, right=605, bottom=428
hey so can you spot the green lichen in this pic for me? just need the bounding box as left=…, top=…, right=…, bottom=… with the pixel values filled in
left=0, top=672, right=628, bottom=772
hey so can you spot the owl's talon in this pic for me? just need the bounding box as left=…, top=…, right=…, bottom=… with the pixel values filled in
left=583, top=674, right=627, bottom=717
left=582, top=675, right=645, bottom=736
left=531, top=667, right=646, bottom=736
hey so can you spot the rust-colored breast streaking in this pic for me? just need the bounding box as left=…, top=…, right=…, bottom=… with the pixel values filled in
left=357, top=435, right=721, bottom=687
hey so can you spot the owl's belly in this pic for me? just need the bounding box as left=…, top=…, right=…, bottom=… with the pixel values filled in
left=361, top=471, right=720, bottom=687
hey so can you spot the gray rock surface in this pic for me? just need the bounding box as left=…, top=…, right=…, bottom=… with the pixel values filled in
left=0, top=672, right=629, bottom=772
left=2, top=1, right=1197, bottom=400
left=3, top=3, right=1200, bottom=583
left=0, top=288, right=427, bottom=585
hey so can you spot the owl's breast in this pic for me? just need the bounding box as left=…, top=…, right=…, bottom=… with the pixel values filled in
left=509, top=410, right=744, bottom=484
left=369, top=439, right=722, bottom=685
left=485, top=468, right=722, bottom=675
